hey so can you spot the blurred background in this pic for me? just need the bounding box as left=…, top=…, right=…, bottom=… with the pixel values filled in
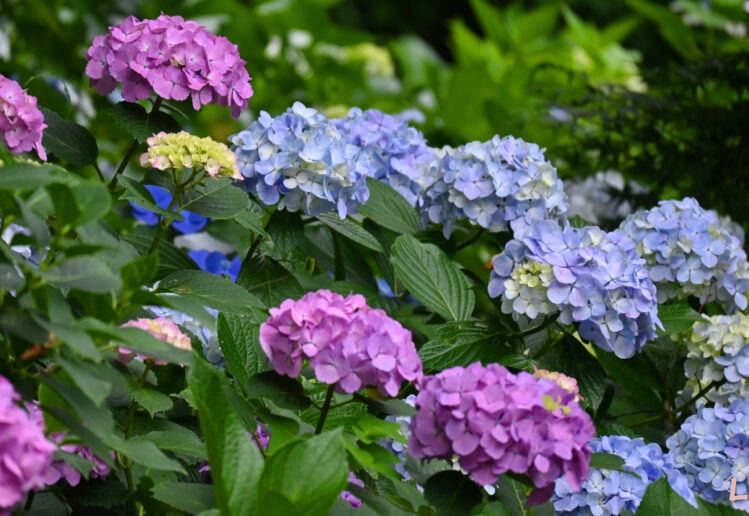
left=1, top=0, right=748, bottom=231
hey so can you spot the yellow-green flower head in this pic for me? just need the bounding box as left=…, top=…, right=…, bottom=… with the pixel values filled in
left=140, top=131, right=242, bottom=180
left=533, top=365, right=583, bottom=403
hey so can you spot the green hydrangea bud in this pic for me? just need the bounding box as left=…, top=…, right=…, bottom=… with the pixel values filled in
left=140, top=131, right=242, bottom=180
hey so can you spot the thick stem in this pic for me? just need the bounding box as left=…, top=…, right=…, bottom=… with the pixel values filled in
left=674, top=379, right=725, bottom=416
left=332, top=231, right=345, bottom=281
left=147, top=187, right=182, bottom=254
left=315, top=384, right=336, bottom=434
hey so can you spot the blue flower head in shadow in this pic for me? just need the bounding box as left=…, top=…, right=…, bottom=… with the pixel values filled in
left=189, top=250, right=241, bottom=283
left=130, top=185, right=208, bottom=234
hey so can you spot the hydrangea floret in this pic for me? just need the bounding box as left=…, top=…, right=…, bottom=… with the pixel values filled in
left=422, top=136, right=568, bottom=238
left=332, top=107, right=439, bottom=207
left=533, top=366, right=583, bottom=403
left=118, top=316, right=192, bottom=365
left=0, top=74, right=47, bottom=160
left=85, top=14, right=252, bottom=117
left=188, top=250, right=240, bottom=283
left=488, top=219, right=661, bottom=358
left=259, top=289, right=422, bottom=397
left=552, top=435, right=697, bottom=514
left=140, top=131, right=241, bottom=180
left=229, top=102, right=369, bottom=218
left=618, top=197, right=749, bottom=311
left=0, top=375, right=55, bottom=513
left=666, top=399, right=749, bottom=510
left=407, top=362, right=594, bottom=504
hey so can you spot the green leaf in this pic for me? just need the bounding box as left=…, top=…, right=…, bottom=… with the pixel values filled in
left=315, top=212, right=384, bottom=252
left=237, top=255, right=305, bottom=308
left=157, top=270, right=266, bottom=313
left=56, top=356, right=113, bottom=406
left=258, top=429, right=348, bottom=516
left=391, top=234, right=475, bottom=321
left=245, top=371, right=311, bottom=411
left=636, top=477, right=702, bottom=515
left=152, top=482, right=216, bottom=514
left=626, top=0, right=701, bottom=59
left=129, top=388, right=174, bottom=417
left=188, top=356, right=264, bottom=516
left=121, top=253, right=159, bottom=294
left=419, top=321, right=505, bottom=372
left=359, top=178, right=422, bottom=234
left=558, top=336, right=607, bottom=411
left=266, top=209, right=304, bottom=257
left=494, top=475, right=528, bottom=516
left=234, top=208, right=269, bottom=238
left=0, top=163, right=71, bottom=190
left=589, top=452, right=626, bottom=471
left=121, top=231, right=198, bottom=280
left=46, top=181, right=111, bottom=230
left=115, top=438, right=186, bottom=473
left=181, top=178, right=248, bottom=219
left=39, top=257, right=121, bottom=293
left=109, top=102, right=181, bottom=143
left=143, top=430, right=207, bottom=460
left=217, top=313, right=268, bottom=387
left=657, top=301, right=703, bottom=335
left=41, top=107, right=98, bottom=165
left=424, top=470, right=483, bottom=516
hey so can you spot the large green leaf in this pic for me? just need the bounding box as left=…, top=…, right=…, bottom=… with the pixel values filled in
left=217, top=313, right=269, bottom=387
left=315, top=212, right=384, bottom=252
left=40, top=257, right=121, bottom=293
left=258, top=429, right=348, bottom=516
left=424, top=470, right=483, bottom=516
left=419, top=321, right=506, bottom=372
left=181, top=178, right=248, bottom=219
left=157, top=270, right=266, bottom=313
left=188, top=357, right=264, bottom=516
left=359, top=178, right=422, bottom=235
left=636, top=477, right=702, bottom=515
left=41, top=107, right=98, bottom=165
left=237, top=254, right=304, bottom=308
left=121, top=231, right=198, bottom=280
left=152, top=482, right=216, bottom=514
left=657, top=300, right=703, bottom=335
left=558, top=336, right=607, bottom=412
left=109, top=102, right=181, bottom=143
left=391, top=234, right=475, bottom=321
left=0, top=163, right=71, bottom=190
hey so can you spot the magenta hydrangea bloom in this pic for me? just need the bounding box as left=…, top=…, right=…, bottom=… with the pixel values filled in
left=0, top=376, right=55, bottom=513
left=408, top=362, right=594, bottom=503
left=0, top=74, right=47, bottom=160
left=85, top=14, right=252, bottom=117
left=259, top=289, right=422, bottom=397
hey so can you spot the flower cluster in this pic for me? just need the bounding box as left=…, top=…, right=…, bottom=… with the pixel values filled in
left=0, top=74, right=47, bottom=160
left=407, top=362, right=594, bottom=503
left=332, top=107, right=439, bottom=207
left=553, top=435, right=697, bottom=515
left=564, top=171, right=649, bottom=229
left=0, top=376, right=55, bottom=513
left=118, top=316, right=192, bottom=365
left=618, top=197, right=749, bottom=311
left=488, top=220, right=661, bottom=358
left=140, top=131, right=241, bottom=180
left=422, top=136, right=568, bottom=238
left=679, top=313, right=749, bottom=408
left=230, top=102, right=369, bottom=218
left=341, top=472, right=365, bottom=509
left=259, top=289, right=422, bottom=396
left=666, top=399, right=749, bottom=510
left=85, top=14, right=252, bottom=117
left=131, top=184, right=208, bottom=234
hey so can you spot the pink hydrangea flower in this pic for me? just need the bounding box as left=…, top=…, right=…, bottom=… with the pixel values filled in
left=0, top=74, right=47, bottom=160
left=119, top=316, right=192, bottom=365
left=259, top=290, right=422, bottom=397
left=0, top=376, right=55, bottom=513
left=85, top=14, right=253, bottom=117
left=408, top=362, right=594, bottom=504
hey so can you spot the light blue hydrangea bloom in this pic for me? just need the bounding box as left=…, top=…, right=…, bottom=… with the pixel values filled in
left=422, top=136, right=568, bottom=238
left=618, top=198, right=749, bottom=311
left=229, top=102, right=368, bottom=218
left=666, top=399, right=749, bottom=511
left=488, top=219, right=660, bottom=358
left=553, top=435, right=697, bottom=515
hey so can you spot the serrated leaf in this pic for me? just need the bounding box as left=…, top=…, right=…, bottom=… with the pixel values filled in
left=0, top=163, right=71, bottom=190
left=558, top=336, right=607, bottom=411
left=56, top=356, right=113, bottom=406
left=157, top=270, right=266, bottom=313
left=237, top=254, right=304, bottom=307
left=121, top=231, right=198, bottom=280
left=245, top=371, right=311, bottom=411
left=359, top=178, right=422, bottom=234
left=657, top=300, right=703, bottom=335
left=636, top=477, right=701, bottom=515
left=109, top=102, right=181, bottom=143
left=217, top=313, right=269, bottom=387
left=40, top=257, right=121, bottom=293
left=129, top=388, right=174, bottom=417
left=143, top=430, right=206, bottom=460
left=316, top=212, right=384, bottom=252
left=266, top=210, right=304, bottom=257
left=589, top=452, right=627, bottom=471
left=152, top=482, right=216, bottom=514
left=181, top=178, right=248, bottom=219
left=419, top=321, right=505, bottom=372
left=391, top=234, right=474, bottom=321
left=424, top=470, right=483, bottom=516
left=41, top=107, right=98, bottom=165
left=115, top=438, right=185, bottom=473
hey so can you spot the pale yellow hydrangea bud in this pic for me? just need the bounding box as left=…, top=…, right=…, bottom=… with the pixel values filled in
left=140, top=131, right=242, bottom=180
left=533, top=365, right=583, bottom=402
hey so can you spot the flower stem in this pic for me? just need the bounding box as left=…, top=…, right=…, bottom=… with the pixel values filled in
left=315, top=384, right=336, bottom=434
left=123, top=361, right=153, bottom=515
left=147, top=186, right=182, bottom=254
left=674, top=379, right=725, bottom=416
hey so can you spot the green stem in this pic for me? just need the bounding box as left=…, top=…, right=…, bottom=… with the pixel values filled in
left=92, top=162, right=106, bottom=183
left=674, top=379, right=725, bottom=416
left=332, top=231, right=345, bottom=281
left=24, top=491, right=35, bottom=511
left=315, top=384, right=336, bottom=434
left=147, top=187, right=182, bottom=254
left=455, top=229, right=484, bottom=252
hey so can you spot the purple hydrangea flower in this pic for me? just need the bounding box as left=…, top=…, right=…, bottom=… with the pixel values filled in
left=488, top=219, right=661, bottom=358
left=130, top=185, right=208, bottom=234
left=618, top=198, right=749, bottom=311
left=552, top=435, right=697, bottom=515
left=0, top=376, right=55, bottom=513
left=259, top=289, right=422, bottom=397
left=422, top=136, right=568, bottom=238
left=229, top=102, right=369, bottom=218
left=408, top=362, right=594, bottom=503
left=0, top=74, right=47, bottom=160
left=340, top=472, right=365, bottom=508
left=332, top=107, right=440, bottom=207
left=189, top=250, right=240, bottom=282
left=85, top=14, right=252, bottom=117
left=666, top=399, right=749, bottom=510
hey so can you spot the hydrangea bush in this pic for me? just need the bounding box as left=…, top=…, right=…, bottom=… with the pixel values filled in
left=0, top=9, right=747, bottom=516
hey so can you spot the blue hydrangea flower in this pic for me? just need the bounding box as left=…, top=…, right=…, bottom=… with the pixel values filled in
left=618, top=198, right=749, bottom=311
left=553, top=435, right=697, bottom=515
left=130, top=185, right=208, bottom=234
left=229, top=102, right=369, bottom=218
left=189, top=250, right=240, bottom=283
left=422, top=136, right=568, bottom=238
left=147, top=306, right=223, bottom=367
left=667, top=399, right=749, bottom=511
left=332, top=107, right=439, bottom=207
left=488, top=220, right=661, bottom=358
